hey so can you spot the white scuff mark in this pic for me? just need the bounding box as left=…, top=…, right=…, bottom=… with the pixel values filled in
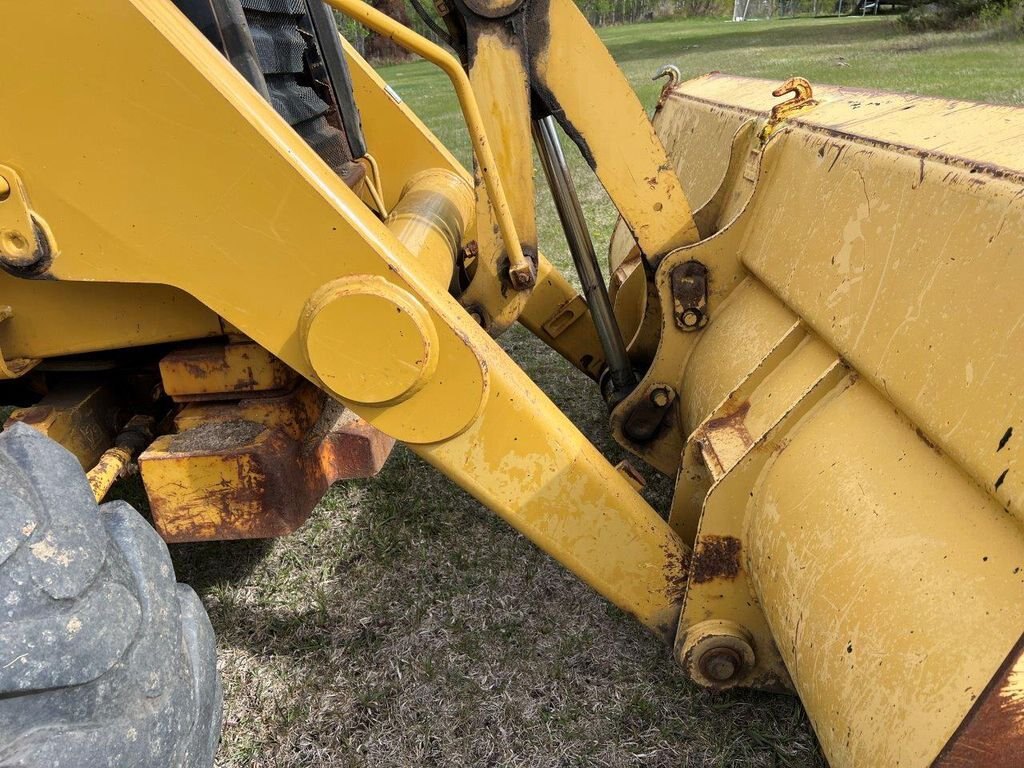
left=852, top=183, right=906, bottom=351
left=29, top=537, right=72, bottom=567
left=2, top=653, right=28, bottom=669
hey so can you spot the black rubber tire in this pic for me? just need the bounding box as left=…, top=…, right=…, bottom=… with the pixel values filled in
left=0, top=424, right=222, bottom=767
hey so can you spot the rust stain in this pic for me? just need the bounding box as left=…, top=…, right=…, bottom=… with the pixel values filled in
left=181, top=360, right=211, bottom=380
left=145, top=399, right=394, bottom=543
left=691, top=535, right=742, bottom=584
left=933, top=632, right=1024, bottom=767
left=705, top=400, right=752, bottom=436
left=663, top=544, right=692, bottom=603
left=915, top=426, right=942, bottom=455
left=13, top=406, right=53, bottom=426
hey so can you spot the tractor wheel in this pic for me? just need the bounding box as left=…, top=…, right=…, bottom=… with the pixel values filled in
left=0, top=423, right=222, bottom=767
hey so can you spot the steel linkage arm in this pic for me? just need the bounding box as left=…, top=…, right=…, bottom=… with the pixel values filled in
left=0, top=0, right=687, bottom=639
left=447, top=0, right=701, bottom=264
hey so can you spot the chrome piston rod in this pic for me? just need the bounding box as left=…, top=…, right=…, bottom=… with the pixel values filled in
left=532, top=116, right=637, bottom=401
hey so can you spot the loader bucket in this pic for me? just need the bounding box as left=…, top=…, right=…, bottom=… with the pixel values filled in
left=609, top=74, right=1024, bottom=768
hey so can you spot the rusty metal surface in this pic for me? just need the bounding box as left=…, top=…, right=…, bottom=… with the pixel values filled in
left=159, top=341, right=298, bottom=402
left=933, top=633, right=1024, bottom=767
left=141, top=384, right=394, bottom=542
left=689, top=535, right=741, bottom=584
left=5, top=382, right=120, bottom=469
left=669, top=260, right=709, bottom=331
left=622, top=384, right=676, bottom=444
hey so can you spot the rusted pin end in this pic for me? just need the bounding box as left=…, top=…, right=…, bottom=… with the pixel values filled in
left=650, top=385, right=672, bottom=408
left=678, top=620, right=756, bottom=690
left=652, top=64, right=681, bottom=111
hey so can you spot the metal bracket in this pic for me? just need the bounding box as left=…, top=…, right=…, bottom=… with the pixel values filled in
left=0, top=166, right=56, bottom=275
left=670, top=260, right=709, bottom=331
left=622, top=384, right=676, bottom=444
left=0, top=305, right=40, bottom=380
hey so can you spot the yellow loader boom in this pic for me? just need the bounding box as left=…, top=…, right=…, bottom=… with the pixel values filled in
left=0, top=1, right=1020, bottom=766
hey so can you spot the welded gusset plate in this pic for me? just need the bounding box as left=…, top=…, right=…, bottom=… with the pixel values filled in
left=674, top=358, right=851, bottom=694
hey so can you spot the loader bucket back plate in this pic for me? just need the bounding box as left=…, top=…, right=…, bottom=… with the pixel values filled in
left=605, top=73, right=1024, bottom=767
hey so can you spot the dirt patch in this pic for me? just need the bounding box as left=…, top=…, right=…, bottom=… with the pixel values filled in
left=169, top=420, right=264, bottom=453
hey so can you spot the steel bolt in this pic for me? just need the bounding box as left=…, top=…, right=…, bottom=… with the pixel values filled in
left=699, top=646, right=742, bottom=683
left=0, top=177, right=10, bottom=201
left=681, top=308, right=702, bottom=329
left=650, top=386, right=672, bottom=408
left=509, top=263, right=536, bottom=291
left=0, top=230, right=30, bottom=262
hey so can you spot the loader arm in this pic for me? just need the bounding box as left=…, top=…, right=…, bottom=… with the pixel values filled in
left=446, top=0, right=702, bottom=337
left=2, top=2, right=1024, bottom=767
left=0, top=0, right=686, bottom=638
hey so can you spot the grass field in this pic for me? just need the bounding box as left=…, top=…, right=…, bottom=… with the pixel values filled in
left=173, top=15, right=1024, bottom=767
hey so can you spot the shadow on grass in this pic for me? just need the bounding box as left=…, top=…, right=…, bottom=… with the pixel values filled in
left=171, top=538, right=276, bottom=593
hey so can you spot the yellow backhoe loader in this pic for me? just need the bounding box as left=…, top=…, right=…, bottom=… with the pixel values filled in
left=0, top=1, right=1020, bottom=766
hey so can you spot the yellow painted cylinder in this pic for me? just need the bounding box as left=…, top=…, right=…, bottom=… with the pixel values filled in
left=386, top=170, right=473, bottom=293
left=745, top=379, right=1024, bottom=768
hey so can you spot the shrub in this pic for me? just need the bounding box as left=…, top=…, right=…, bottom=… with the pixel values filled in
left=900, top=0, right=1024, bottom=30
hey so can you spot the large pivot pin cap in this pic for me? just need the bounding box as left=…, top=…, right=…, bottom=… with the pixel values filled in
left=302, top=275, right=439, bottom=405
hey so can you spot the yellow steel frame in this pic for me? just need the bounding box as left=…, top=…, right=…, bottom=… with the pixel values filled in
left=5, top=2, right=1021, bottom=763
left=0, top=0, right=686, bottom=638
left=601, top=73, right=1024, bottom=767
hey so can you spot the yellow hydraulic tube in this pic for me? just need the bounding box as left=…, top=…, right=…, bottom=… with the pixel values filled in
left=325, top=0, right=535, bottom=289
left=87, top=446, right=134, bottom=501
left=87, top=416, right=154, bottom=501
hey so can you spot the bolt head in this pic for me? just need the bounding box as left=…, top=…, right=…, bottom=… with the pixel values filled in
left=0, top=230, right=30, bottom=261
left=650, top=387, right=671, bottom=407
left=699, top=647, right=742, bottom=683
left=681, top=309, right=702, bottom=329
left=508, top=264, right=536, bottom=291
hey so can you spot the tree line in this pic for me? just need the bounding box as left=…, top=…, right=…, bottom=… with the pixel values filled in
left=335, top=0, right=1021, bottom=60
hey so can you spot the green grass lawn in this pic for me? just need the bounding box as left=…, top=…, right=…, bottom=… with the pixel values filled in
left=182, top=16, right=1023, bottom=767
left=377, top=15, right=1023, bottom=275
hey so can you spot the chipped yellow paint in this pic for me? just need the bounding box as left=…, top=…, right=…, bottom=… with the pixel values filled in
left=1, top=0, right=687, bottom=636
left=624, top=73, right=1024, bottom=768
